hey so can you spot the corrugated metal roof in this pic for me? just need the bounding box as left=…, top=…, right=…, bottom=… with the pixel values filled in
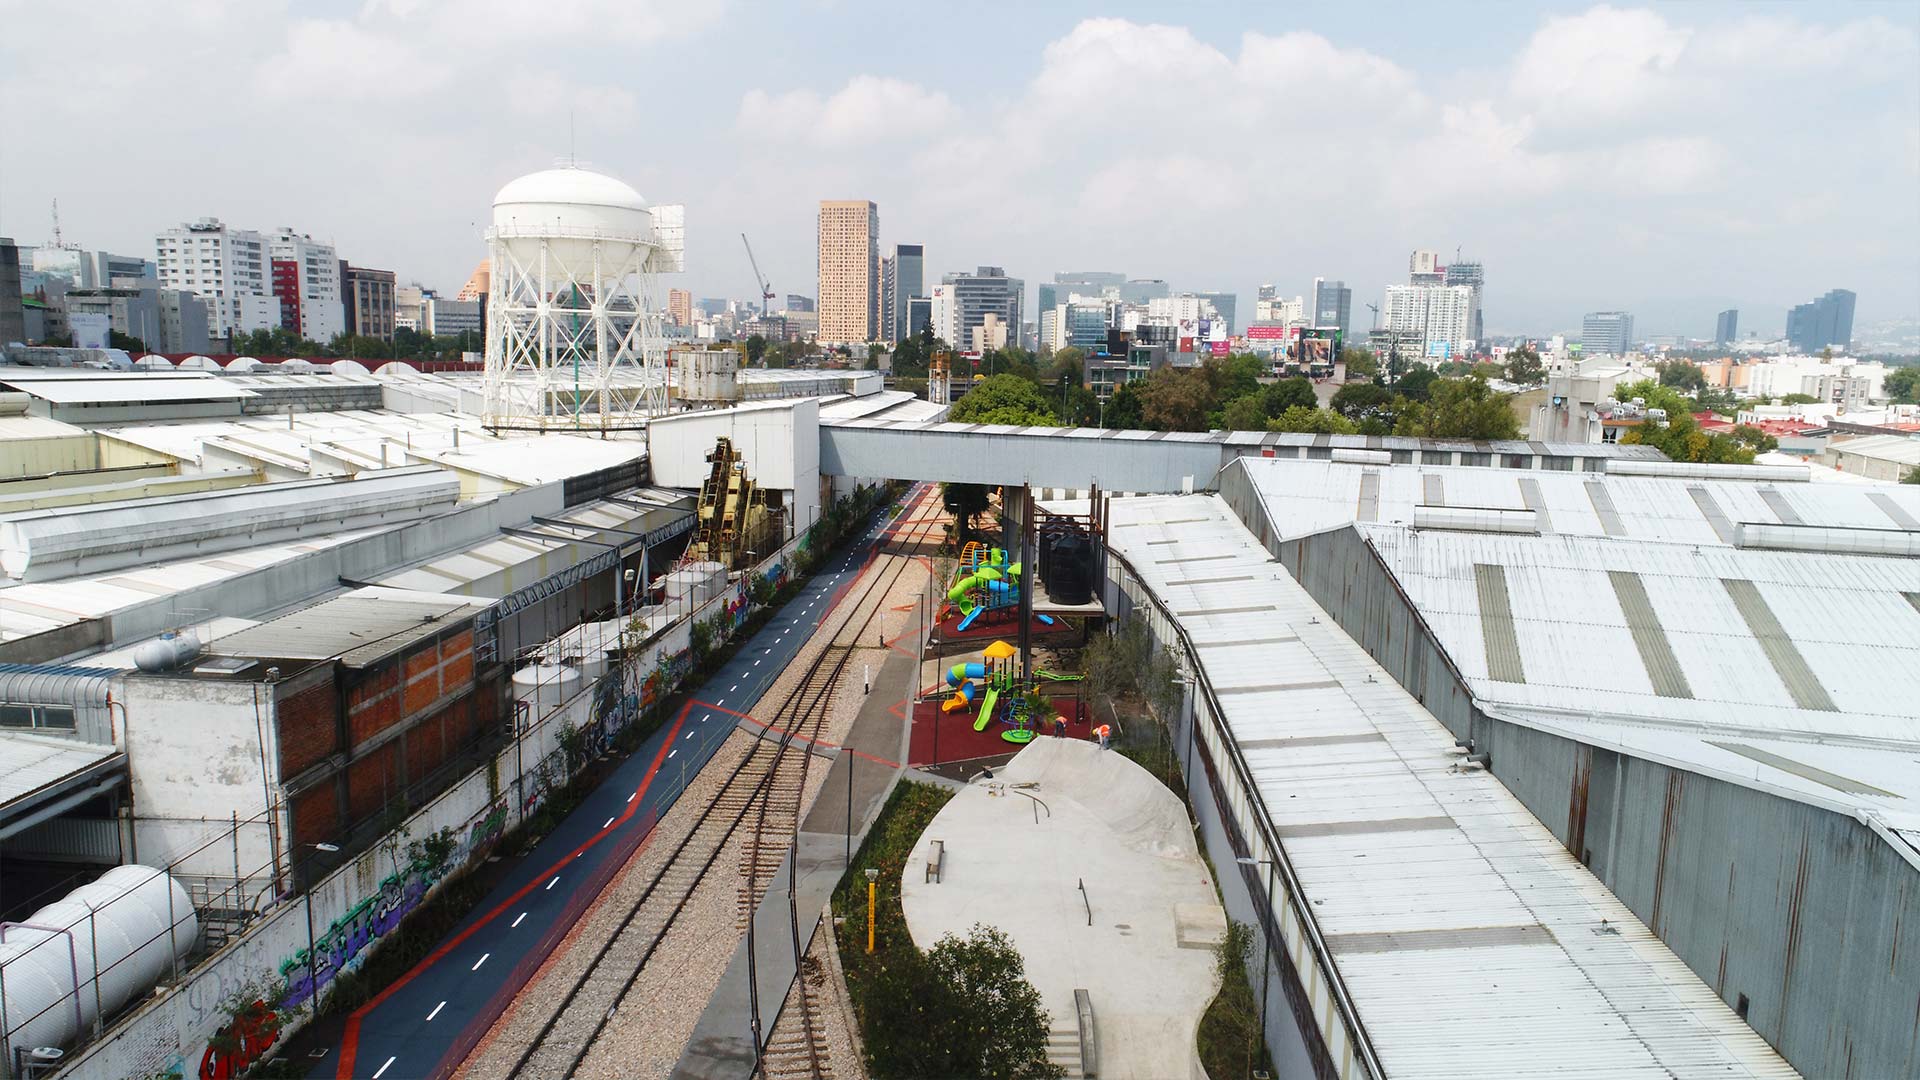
left=206, top=587, right=489, bottom=667
left=1359, top=527, right=1920, bottom=747
left=1237, top=457, right=1920, bottom=545
left=0, top=731, right=123, bottom=812
left=1106, top=493, right=1796, bottom=1078
left=5, top=378, right=256, bottom=403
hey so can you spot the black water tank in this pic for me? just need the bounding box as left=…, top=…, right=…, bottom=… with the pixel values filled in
left=1044, top=534, right=1093, bottom=605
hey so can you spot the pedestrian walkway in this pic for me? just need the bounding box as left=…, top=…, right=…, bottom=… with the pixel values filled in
left=672, top=644, right=915, bottom=1079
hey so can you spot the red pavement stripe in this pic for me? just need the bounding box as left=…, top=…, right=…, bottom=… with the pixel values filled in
left=335, top=699, right=697, bottom=1079
left=694, top=697, right=903, bottom=769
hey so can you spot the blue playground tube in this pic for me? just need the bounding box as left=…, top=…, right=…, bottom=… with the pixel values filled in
left=946, top=662, right=986, bottom=687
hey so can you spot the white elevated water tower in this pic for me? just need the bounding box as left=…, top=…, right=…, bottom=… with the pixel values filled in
left=483, top=164, right=684, bottom=431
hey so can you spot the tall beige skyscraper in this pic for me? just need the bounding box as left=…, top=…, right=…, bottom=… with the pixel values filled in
left=817, top=200, right=878, bottom=343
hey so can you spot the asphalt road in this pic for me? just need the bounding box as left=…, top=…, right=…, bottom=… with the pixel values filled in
left=313, top=486, right=924, bottom=1080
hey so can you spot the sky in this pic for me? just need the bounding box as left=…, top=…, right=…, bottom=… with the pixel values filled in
left=2, top=0, right=1916, bottom=341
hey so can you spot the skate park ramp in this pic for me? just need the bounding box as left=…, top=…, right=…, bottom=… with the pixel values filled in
left=900, top=737, right=1225, bottom=1080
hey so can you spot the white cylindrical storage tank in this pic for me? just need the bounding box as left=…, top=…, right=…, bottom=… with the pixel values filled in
left=491, top=167, right=651, bottom=270
left=133, top=630, right=202, bottom=673
left=0, top=866, right=196, bottom=1054
left=512, top=662, right=581, bottom=715
left=1331, top=448, right=1392, bottom=465
left=1412, top=505, right=1540, bottom=534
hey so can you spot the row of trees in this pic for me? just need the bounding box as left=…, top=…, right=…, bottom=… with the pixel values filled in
left=224, top=325, right=481, bottom=362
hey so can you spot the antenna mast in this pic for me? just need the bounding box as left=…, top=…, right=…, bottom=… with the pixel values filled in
left=51, top=199, right=63, bottom=248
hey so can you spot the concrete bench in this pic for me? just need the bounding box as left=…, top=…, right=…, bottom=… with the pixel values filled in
left=926, top=838, right=946, bottom=883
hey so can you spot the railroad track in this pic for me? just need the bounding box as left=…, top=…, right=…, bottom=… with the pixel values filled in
left=504, top=484, right=944, bottom=1080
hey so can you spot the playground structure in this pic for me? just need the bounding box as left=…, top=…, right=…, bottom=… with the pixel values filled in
left=945, top=542, right=1057, bottom=632
left=941, top=639, right=1083, bottom=744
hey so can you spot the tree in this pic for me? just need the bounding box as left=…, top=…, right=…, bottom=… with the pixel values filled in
left=744, top=334, right=768, bottom=366
left=1269, top=405, right=1357, bottom=434
left=1044, top=346, right=1086, bottom=387
left=1209, top=353, right=1265, bottom=403
left=1394, top=365, right=1438, bottom=401
left=1221, top=394, right=1269, bottom=432
left=948, top=374, right=1059, bottom=426
left=1622, top=411, right=1756, bottom=464
left=1903, top=466, right=1920, bottom=484
left=1103, top=382, right=1145, bottom=429
left=1394, top=374, right=1521, bottom=439
left=941, top=483, right=992, bottom=547
left=1340, top=346, right=1378, bottom=380
left=1779, top=393, right=1821, bottom=405
left=1656, top=359, right=1706, bottom=393
left=1885, top=366, right=1920, bottom=404
left=1504, top=346, right=1545, bottom=385
left=1262, top=377, right=1317, bottom=416
left=1728, top=424, right=1779, bottom=454
left=1138, top=367, right=1212, bottom=432
left=1330, top=382, right=1392, bottom=421
left=922, top=926, right=1061, bottom=1080
left=108, top=329, right=147, bottom=353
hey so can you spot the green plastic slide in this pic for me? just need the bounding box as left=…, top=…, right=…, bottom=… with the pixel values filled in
left=1033, top=669, right=1084, bottom=682
left=974, top=687, right=1000, bottom=732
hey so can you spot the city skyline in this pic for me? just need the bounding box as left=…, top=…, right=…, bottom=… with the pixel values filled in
left=1, top=3, right=1914, bottom=341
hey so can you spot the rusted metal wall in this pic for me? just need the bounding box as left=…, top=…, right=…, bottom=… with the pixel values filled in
left=1247, top=487, right=1920, bottom=1079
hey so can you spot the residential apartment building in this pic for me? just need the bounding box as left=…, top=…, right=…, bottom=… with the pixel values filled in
left=1408, top=249, right=1444, bottom=286
left=1385, top=284, right=1473, bottom=359
left=668, top=288, right=692, bottom=327
left=155, top=218, right=278, bottom=343
left=1581, top=311, right=1635, bottom=357
left=268, top=229, right=344, bottom=345
left=342, top=265, right=397, bottom=341
left=1443, top=261, right=1483, bottom=344
left=817, top=200, right=878, bottom=343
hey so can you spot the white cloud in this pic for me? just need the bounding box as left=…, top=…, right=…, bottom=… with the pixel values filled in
left=739, top=76, right=957, bottom=146
left=1508, top=6, right=1689, bottom=124
left=257, top=19, right=453, bottom=102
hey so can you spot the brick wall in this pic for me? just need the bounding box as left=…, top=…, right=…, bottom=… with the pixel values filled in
left=275, top=665, right=338, bottom=779
left=291, top=783, right=339, bottom=849
left=346, top=741, right=399, bottom=824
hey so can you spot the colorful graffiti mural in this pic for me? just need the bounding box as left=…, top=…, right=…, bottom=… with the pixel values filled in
left=197, top=999, right=280, bottom=1080
left=275, top=799, right=507, bottom=1011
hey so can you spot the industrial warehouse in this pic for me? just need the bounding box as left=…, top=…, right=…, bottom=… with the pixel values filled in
left=0, top=166, right=1912, bottom=1080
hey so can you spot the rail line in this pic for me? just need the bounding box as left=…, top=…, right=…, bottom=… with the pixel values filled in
left=501, top=485, right=944, bottom=1080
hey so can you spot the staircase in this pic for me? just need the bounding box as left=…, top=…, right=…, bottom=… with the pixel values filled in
left=1045, top=1025, right=1085, bottom=1080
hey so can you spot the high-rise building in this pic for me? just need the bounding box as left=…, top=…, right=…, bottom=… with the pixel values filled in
left=817, top=199, right=878, bottom=343
left=1117, top=279, right=1171, bottom=304
left=456, top=260, right=490, bottom=302
left=1311, top=278, right=1353, bottom=338
left=268, top=229, right=344, bottom=344
left=1715, top=309, right=1739, bottom=347
left=1785, top=290, right=1855, bottom=353
left=1581, top=311, right=1635, bottom=356
left=668, top=288, right=692, bottom=327
left=784, top=294, right=815, bottom=313
left=1443, top=262, right=1483, bottom=345
left=155, top=218, right=277, bottom=343
left=1385, top=285, right=1474, bottom=360
left=1257, top=283, right=1278, bottom=302
left=928, top=284, right=956, bottom=345
left=342, top=265, right=397, bottom=341
left=1409, top=249, right=1445, bottom=286
left=941, top=267, right=1024, bottom=353
left=31, top=248, right=154, bottom=289
left=881, top=243, right=923, bottom=342
left=906, top=297, right=931, bottom=339
left=158, top=289, right=211, bottom=353
left=1193, top=291, right=1236, bottom=335
left=0, top=238, right=24, bottom=347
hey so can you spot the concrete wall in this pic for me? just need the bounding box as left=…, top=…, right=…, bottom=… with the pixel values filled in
left=647, top=399, right=819, bottom=543
left=53, top=534, right=806, bottom=1080
left=1233, top=476, right=1920, bottom=1079
left=0, top=434, right=103, bottom=477
left=117, top=676, right=283, bottom=890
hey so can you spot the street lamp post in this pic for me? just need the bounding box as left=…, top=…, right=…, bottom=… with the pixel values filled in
left=298, top=842, right=341, bottom=1009
left=864, top=868, right=879, bottom=954
left=1235, top=856, right=1275, bottom=1064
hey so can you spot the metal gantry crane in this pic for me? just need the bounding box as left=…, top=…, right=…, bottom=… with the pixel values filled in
left=740, top=233, right=774, bottom=317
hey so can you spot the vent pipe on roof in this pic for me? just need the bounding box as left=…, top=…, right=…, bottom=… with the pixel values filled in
left=1605, top=460, right=1810, bottom=482
left=1734, top=522, right=1920, bottom=558
left=1411, top=505, right=1539, bottom=534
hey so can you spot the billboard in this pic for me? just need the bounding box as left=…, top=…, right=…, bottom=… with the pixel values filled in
left=1300, top=335, right=1333, bottom=368
left=1209, top=340, right=1230, bottom=355
left=70, top=312, right=111, bottom=349
left=1179, top=337, right=1195, bottom=353
left=1245, top=325, right=1288, bottom=340
left=1425, top=339, right=1452, bottom=359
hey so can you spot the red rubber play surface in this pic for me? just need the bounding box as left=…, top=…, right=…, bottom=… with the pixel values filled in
left=907, top=692, right=1093, bottom=766
left=934, top=609, right=1075, bottom=643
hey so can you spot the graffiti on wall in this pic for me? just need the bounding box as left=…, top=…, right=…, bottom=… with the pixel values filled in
left=197, top=999, right=280, bottom=1080
left=274, top=798, right=508, bottom=1011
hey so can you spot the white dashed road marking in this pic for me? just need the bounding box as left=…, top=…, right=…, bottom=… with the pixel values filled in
left=471, top=953, right=489, bottom=971
left=426, top=1001, right=446, bottom=1021
left=546, top=876, right=559, bottom=890
left=373, top=1057, right=397, bottom=1079
left=511, top=912, right=527, bottom=928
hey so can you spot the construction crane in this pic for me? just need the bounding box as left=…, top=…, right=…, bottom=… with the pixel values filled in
left=740, top=233, right=775, bottom=318
left=1366, top=302, right=1381, bottom=330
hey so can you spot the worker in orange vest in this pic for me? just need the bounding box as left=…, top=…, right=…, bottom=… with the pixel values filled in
left=1093, top=724, right=1111, bottom=750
